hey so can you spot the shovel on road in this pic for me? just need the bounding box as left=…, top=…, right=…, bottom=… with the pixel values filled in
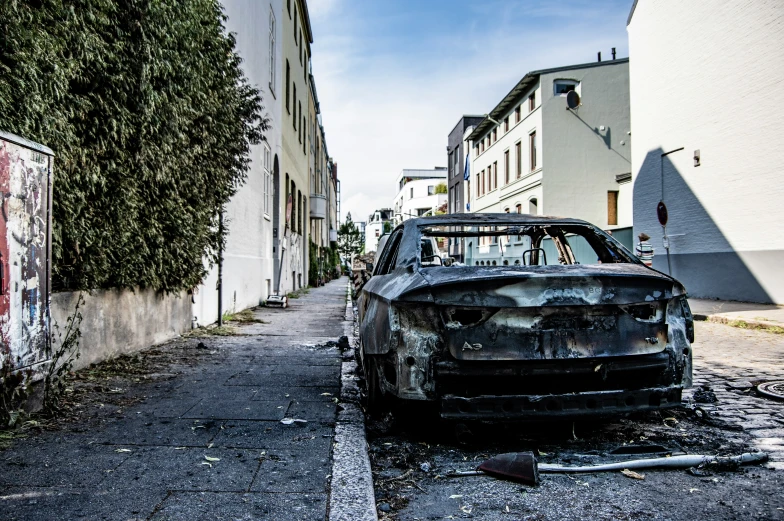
left=448, top=451, right=768, bottom=486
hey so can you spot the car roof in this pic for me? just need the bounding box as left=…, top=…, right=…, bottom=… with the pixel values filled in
left=403, top=213, right=595, bottom=227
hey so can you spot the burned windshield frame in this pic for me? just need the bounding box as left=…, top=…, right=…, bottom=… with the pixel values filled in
left=418, top=222, right=636, bottom=266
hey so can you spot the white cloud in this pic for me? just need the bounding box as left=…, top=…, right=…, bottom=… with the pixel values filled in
left=310, top=2, right=631, bottom=224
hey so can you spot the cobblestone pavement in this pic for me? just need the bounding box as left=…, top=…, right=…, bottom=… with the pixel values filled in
left=688, top=321, right=784, bottom=470
left=0, top=278, right=350, bottom=521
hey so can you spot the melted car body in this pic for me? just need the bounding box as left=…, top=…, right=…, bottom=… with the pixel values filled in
left=357, top=214, right=694, bottom=420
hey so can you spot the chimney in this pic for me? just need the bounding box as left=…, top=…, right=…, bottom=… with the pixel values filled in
left=612, top=47, right=617, bottom=60
left=597, top=52, right=602, bottom=62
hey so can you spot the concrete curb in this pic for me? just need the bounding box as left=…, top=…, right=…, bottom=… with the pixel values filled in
left=328, top=284, right=378, bottom=521
left=693, top=314, right=784, bottom=331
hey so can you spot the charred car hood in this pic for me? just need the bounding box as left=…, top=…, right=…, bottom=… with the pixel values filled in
left=396, top=264, right=682, bottom=307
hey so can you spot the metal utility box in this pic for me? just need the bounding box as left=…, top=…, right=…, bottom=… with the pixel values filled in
left=0, top=131, right=53, bottom=374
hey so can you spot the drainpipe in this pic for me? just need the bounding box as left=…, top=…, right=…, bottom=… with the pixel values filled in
left=217, top=208, right=224, bottom=326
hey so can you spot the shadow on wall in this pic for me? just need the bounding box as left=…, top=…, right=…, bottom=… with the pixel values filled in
left=633, top=148, right=772, bottom=303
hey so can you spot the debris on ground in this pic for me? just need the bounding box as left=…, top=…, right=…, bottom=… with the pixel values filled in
left=0, top=336, right=219, bottom=439
left=621, top=469, right=646, bottom=480
left=280, top=418, right=308, bottom=425
left=693, top=385, right=718, bottom=403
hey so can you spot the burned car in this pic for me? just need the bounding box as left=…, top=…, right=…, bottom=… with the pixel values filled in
left=357, top=214, right=694, bottom=420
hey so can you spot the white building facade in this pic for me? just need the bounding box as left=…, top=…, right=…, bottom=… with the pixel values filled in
left=194, top=0, right=337, bottom=325
left=627, top=0, right=784, bottom=303
left=465, top=58, right=633, bottom=258
left=193, top=0, right=283, bottom=326
left=364, top=209, right=393, bottom=253
left=392, top=168, right=448, bottom=223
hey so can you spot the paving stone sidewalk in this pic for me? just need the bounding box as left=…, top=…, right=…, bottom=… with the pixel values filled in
left=690, top=298, right=784, bottom=330
left=0, top=278, right=351, bottom=520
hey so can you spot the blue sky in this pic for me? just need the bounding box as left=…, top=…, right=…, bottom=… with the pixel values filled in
left=308, top=0, right=634, bottom=223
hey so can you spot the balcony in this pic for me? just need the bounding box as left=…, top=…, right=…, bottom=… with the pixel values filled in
left=310, top=193, right=327, bottom=219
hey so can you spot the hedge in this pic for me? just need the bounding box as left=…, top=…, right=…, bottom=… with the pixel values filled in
left=0, top=0, right=266, bottom=292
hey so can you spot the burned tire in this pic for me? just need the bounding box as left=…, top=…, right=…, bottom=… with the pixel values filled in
left=363, top=355, right=387, bottom=416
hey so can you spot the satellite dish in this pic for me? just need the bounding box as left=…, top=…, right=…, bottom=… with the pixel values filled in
left=566, top=90, right=580, bottom=109
left=657, top=201, right=668, bottom=226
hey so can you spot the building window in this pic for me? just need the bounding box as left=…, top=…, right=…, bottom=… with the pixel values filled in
left=293, top=83, right=297, bottom=128
left=554, top=80, right=579, bottom=95
left=608, top=191, right=619, bottom=225
left=375, top=229, right=380, bottom=238
left=492, top=129, right=497, bottom=142
left=285, top=60, right=290, bottom=113
left=515, top=141, right=522, bottom=178
left=287, top=0, right=291, bottom=16
left=263, top=144, right=271, bottom=215
left=492, top=161, right=498, bottom=190
left=294, top=6, right=298, bottom=40
left=410, top=187, right=414, bottom=199
left=529, top=198, right=538, bottom=215
left=529, top=131, right=537, bottom=171
left=515, top=203, right=522, bottom=214
left=481, top=169, right=486, bottom=195
left=475, top=144, right=480, bottom=156
left=269, top=10, right=276, bottom=93
left=504, top=116, right=509, bottom=133
left=480, top=140, right=485, bottom=153
left=528, top=92, right=535, bottom=111
left=504, top=150, right=510, bottom=185
left=299, top=32, right=303, bottom=64
left=476, top=173, right=480, bottom=197
left=297, top=191, right=302, bottom=233
left=428, top=185, right=435, bottom=195
left=515, top=105, right=521, bottom=123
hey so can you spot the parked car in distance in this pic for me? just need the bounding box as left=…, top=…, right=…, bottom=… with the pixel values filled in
left=357, top=214, right=694, bottom=420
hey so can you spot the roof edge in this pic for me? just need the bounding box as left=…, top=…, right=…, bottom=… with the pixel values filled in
left=467, top=58, right=630, bottom=143
left=627, top=0, right=638, bottom=26
left=448, top=115, right=486, bottom=141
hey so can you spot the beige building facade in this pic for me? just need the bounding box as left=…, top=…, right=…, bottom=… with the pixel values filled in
left=278, top=0, right=313, bottom=292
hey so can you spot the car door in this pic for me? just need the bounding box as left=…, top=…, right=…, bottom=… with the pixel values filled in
left=359, top=228, right=404, bottom=355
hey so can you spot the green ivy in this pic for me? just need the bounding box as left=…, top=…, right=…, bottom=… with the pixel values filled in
left=0, top=0, right=266, bottom=292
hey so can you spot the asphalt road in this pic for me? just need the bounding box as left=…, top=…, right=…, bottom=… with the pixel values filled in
left=367, top=321, right=784, bottom=521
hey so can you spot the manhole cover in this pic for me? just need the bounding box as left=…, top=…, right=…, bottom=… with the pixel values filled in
left=757, top=381, right=784, bottom=401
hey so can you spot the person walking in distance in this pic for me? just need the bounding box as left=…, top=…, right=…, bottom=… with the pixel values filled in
left=635, top=232, right=654, bottom=267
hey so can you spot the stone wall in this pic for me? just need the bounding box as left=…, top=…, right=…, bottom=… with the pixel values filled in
left=51, top=288, right=192, bottom=370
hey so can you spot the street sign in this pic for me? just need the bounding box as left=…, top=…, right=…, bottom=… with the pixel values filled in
left=657, top=201, right=668, bottom=226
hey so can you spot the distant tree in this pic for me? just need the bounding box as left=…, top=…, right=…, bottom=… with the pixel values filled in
left=383, top=221, right=393, bottom=233
left=338, top=213, right=363, bottom=259
left=435, top=182, right=448, bottom=194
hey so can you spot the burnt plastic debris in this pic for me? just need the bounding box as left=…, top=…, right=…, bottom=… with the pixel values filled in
left=477, top=451, right=540, bottom=486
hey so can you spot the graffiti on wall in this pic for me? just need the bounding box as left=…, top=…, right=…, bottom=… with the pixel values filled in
left=0, top=137, right=51, bottom=372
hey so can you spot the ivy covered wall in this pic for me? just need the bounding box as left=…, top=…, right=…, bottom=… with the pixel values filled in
left=0, top=0, right=266, bottom=292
